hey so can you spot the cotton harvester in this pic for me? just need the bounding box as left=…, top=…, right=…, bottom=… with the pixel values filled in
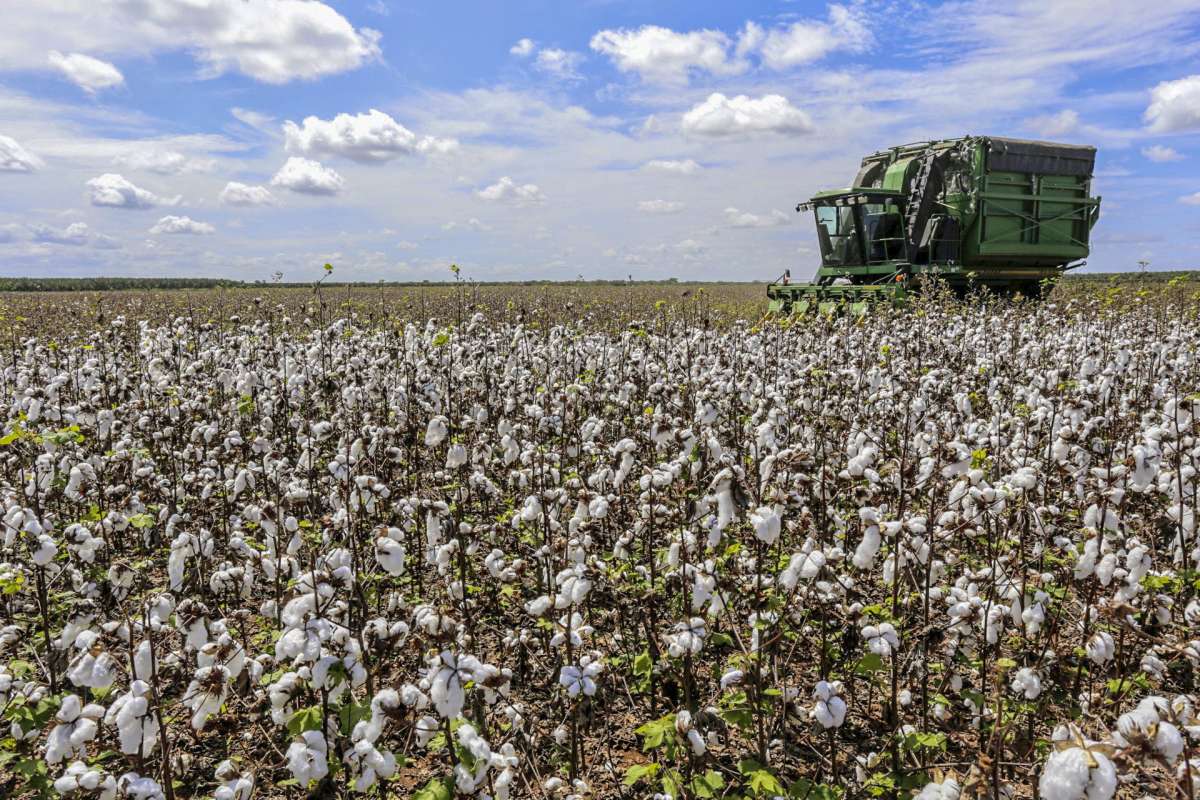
left=767, top=136, right=1101, bottom=313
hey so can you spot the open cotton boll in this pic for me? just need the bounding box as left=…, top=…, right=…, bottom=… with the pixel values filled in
left=1038, top=744, right=1117, bottom=800
left=853, top=524, right=881, bottom=570
left=374, top=536, right=406, bottom=575
left=424, top=416, right=449, bottom=447
left=810, top=681, right=847, bottom=729
left=1086, top=631, right=1115, bottom=665
left=105, top=680, right=158, bottom=756
left=862, top=623, right=899, bottom=658
left=914, top=777, right=960, bottom=800
left=1010, top=667, right=1042, bottom=699
left=53, top=760, right=116, bottom=799
left=750, top=506, right=781, bottom=546
left=212, top=760, right=254, bottom=800
left=286, top=730, right=329, bottom=785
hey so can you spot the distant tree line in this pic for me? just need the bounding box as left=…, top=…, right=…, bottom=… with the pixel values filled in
left=0, top=277, right=243, bottom=292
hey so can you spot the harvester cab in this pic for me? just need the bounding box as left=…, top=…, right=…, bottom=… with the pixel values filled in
left=768, top=135, right=1101, bottom=314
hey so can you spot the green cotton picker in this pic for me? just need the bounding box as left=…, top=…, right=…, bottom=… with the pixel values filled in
left=767, top=135, right=1102, bottom=314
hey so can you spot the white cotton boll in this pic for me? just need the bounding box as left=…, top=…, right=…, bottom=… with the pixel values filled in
left=445, top=443, right=468, bottom=469
left=286, top=730, right=329, bottom=785
left=687, top=728, right=707, bottom=756
left=213, top=760, right=254, bottom=800
left=415, top=716, right=440, bottom=747
left=862, top=623, right=899, bottom=658
left=1141, top=652, right=1167, bottom=679
left=429, top=651, right=470, bottom=719
left=914, top=778, right=960, bottom=800
left=375, top=537, right=407, bottom=575
left=33, top=534, right=58, bottom=566
left=720, top=669, right=744, bottom=689
left=525, top=595, right=552, bottom=617
left=1154, top=721, right=1184, bottom=764
left=810, top=681, right=847, bottom=729
left=424, top=416, right=449, bottom=447
left=750, top=506, right=781, bottom=546
left=853, top=525, right=881, bottom=570
left=1010, top=668, right=1042, bottom=699
left=1095, top=553, right=1117, bottom=586
left=1086, top=631, right=1115, bottom=665
left=1038, top=745, right=1117, bottom=800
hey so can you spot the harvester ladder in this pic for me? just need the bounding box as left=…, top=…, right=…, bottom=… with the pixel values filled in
left=904, top=155, right=932, bottom=238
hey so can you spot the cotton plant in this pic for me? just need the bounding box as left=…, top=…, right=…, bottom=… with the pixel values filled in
left=3, top=291, right=1200, bottom=799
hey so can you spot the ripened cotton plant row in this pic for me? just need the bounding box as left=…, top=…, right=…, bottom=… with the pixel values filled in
left=0, top=293, right=1198, bottom=800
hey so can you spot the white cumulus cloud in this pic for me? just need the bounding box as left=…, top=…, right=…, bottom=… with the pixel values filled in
left=725, top=207, right=790, bottom=228
left=283, top=109, right=457, bottom=163
left=1145, top=75, right=1200, bottom=133
left=1181, top=192, right=1200, bottom=205
left=150, top=215, right=215, bottom=234
left=220, top=182, right=275, bottom=206
left=510, top=38, right=535, bottom=57
left=0, top=135, right=43, bottom=172
left=86, top=173, right=181, bottom=209
left=590, top=25, right=748, bottom=86
left=1142, top=145, right=1184, bottom=162
left=48, top=51, right=124, bottom=93
left=3, top=0, right=380, bottom=82
left=757, top=5, right=871, bottom=70
left=270, top=157, right=344, bottom=195
left=682, top=93, right=814, bottom=137
left=642, top=158, right=702, bottom=175
left=637, top=199, right=684, bottom=214
left=476, top=176, right=544, bottom=205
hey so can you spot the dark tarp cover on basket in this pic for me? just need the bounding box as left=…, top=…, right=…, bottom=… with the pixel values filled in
left=986, top=137, right=1096, bottom=177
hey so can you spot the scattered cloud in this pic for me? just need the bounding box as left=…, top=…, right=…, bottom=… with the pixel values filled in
left=115, top=149, right=215, bottom=174
left=1027, top=109, right=1080, bottom=138
left=30, top=221, right=90, bottom=245
left=535, top=48, right=584, bottom=81
left=757, top=5, right=872, bottom=70
left=283, top=109, right=457, bottom=163
left=476, top=176, right=544, bottom=204
left=637, top=199, right=684, bottom=214
left=1143, top=144, right=1184, bottom=162
left=86, top=173, right=181, bottom=209
left=1181, top=192, right=1200, bottom=205
left=150, top=215, right=215, bottom=235
left=510, top=38, right=535, bottom=57
left=220, top=181, right=275, bottom=206
left=590, top=25, right=748, bottom=86
left=724, top=207, right=790, bottom=228
left=29, top=221, right=119, bottom=248
left=48, top=51, right=124, bottom=93
left=442, top=218, right=491, bottom=232
left=681, top=93, right=813, bottom=137
left=0, top=134, right=42, bottom=172
left=270, top=157, right=344, bottom=196
left=1145, top=75, right=1200, bottom=133
left=396, top=240, right=418, bottom=249
left=230, top=107, right=277, bottom=133
left=641, top=158, right=702, bottom=175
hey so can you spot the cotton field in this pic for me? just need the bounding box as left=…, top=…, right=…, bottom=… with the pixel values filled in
left=0, top=285, right=1198, bottom=799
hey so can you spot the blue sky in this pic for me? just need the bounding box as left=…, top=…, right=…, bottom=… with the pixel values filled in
left=2, top=0, right=1200, bottom=282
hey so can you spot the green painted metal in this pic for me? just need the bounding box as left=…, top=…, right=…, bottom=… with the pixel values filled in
left=769, top=135, right=1101, bottom=312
